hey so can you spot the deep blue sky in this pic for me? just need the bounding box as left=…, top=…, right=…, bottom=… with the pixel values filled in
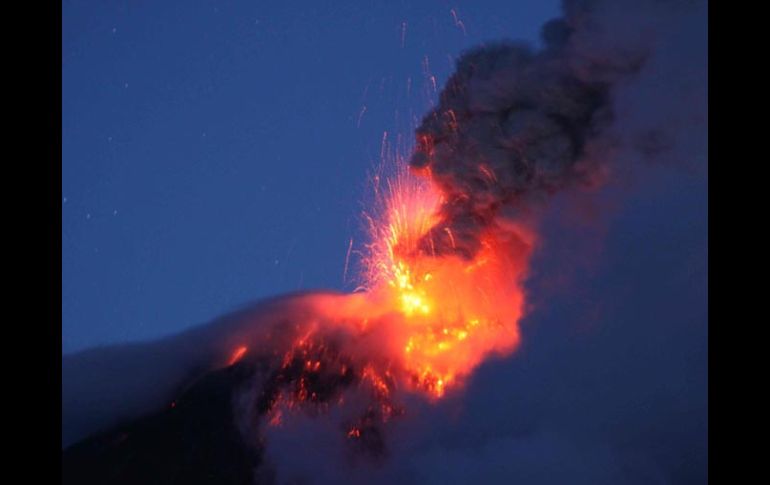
left=62, top=0, right=562, bottom=352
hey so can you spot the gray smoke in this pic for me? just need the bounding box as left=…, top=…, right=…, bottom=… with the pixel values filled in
left=409, top=0, right=653, bottom=258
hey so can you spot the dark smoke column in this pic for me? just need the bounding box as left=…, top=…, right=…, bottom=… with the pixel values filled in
left=409, top=8, right=644, bottom=258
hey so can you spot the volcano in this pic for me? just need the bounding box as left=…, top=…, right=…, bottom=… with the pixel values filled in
left=62, top=1, right=707, bottom=483
left=62, top=299, right=408, bottom=485
left=63, top=361, right=265, bottom=485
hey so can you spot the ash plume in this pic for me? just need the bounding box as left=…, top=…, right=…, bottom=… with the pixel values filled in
left=409, top=1, right=649, bottom=258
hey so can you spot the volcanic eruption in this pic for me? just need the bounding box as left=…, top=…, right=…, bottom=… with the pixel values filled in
left=61, top=1, right=686, bottom=483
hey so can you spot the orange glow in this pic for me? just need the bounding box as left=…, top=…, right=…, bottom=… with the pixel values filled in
left=227, top=161, right=532, bottom=425
left=353, top=163, right=533, bottom=398
left=228, top=345, right=248, bottom=365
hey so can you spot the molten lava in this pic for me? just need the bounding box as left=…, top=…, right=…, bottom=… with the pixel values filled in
left=222, top=161, right=534, bottom=454
left=359, top=165, right=533, bottom=398
left=228, top=345, right=248, bottom=366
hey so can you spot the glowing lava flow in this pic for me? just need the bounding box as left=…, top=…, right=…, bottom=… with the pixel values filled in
left=227, top=161, right=534, bottom=451
left=358, top=164, right=534, bottom=398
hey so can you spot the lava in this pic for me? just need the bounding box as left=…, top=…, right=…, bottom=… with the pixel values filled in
left=359, top=164, right=533, bottom=398
left=231, top=159, right=533, bottom=454
left=228, top=345, right=248, bottom=366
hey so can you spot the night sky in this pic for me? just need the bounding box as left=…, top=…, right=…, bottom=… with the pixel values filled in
left=63, top=0, right=562, bottom=352
left=62, top=1, right=707, bottom=482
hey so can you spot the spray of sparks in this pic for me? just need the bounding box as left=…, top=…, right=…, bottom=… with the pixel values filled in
left=217, top=155, right=534, bottom=453
left=357, top=161, right=532, bottom=398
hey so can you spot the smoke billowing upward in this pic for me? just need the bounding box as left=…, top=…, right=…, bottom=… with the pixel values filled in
left=409, top=2, right=646, bottom=258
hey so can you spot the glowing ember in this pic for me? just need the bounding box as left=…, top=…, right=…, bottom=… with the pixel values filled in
left=227, top=160, right=531, bottom=411
left=228, top=345, right=248, bottom=365
left=358, top=164, right=532, bottom=397
left=222, top=161, right=533, bottom=453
